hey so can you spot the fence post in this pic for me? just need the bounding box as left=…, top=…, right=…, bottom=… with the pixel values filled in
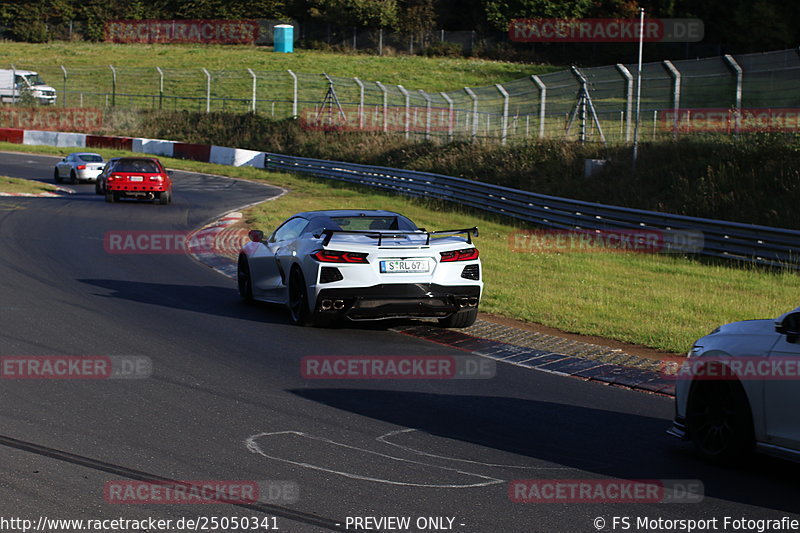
left=723, top=54, right=743, bottom=134
left=60, top=65, right=67, bottom=108
left=496, top=83, right=509, bottom=145
left=663, top=60, right=681, bottom=139
left=247, top=68, right=257, bottom=113
left=615, top=64, right=633, bottom=142
left=440, top=92, right=454, bottom=141
left=354, top=77, right=365, bottom=130
left=419, top=89, right=432, bottom=140
left=109, top=65, right=116, bottom=107
left=464, top=87, right=478, bottom=139
left=378, top=28, right=383, bottom=55
left=376, top=81, right=389, bottom=132
left=439, top=92, right=453, bottom=140
left=287, top=69, right=298, bottom=117
left=398, top=85, right=410, bottom=139
left=530, top=75, right=546, bottom=139
left=155, top=67, right=164, bottom=110
left=201, top=68, right=211, bottom=113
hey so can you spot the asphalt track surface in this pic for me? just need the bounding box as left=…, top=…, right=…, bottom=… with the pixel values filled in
left=1, top=151, right=799, bottom=532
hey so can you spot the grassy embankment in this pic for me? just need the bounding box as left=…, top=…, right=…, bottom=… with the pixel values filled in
left=0, top=175, right=59, bottom=194
left=3, top=142, right=798, bottom=355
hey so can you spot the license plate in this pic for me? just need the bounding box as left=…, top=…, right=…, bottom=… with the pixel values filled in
left=129, top=176, right=144, bottom=182
left=380, top=260, right=430, bottom=273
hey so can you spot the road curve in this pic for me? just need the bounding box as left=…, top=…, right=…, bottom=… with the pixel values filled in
left=0, top=151, right=799, bottom=532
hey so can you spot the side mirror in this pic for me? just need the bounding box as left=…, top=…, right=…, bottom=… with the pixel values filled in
left=248, top=230, right=264, bottom=243
left=167, top=170, right=174, bottom=177
left=776, top=312, right=800, bottom=335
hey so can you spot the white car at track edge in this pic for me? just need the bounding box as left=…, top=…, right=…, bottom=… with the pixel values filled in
left=237, top=209, right=483, bottom=327
left=670, top=306, right=800, bottom=463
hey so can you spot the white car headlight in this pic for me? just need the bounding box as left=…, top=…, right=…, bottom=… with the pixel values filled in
left=687, top=345, right=704, bottom=358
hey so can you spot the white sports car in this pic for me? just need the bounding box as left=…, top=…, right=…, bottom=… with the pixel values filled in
left=670, top=306, right=800, bottom=462
left=54, top=152, right=105, bottom=183
left=237, top=210, right=483, bottom=327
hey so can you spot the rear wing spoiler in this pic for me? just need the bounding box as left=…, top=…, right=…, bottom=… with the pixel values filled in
left=314, top=227, right=479, bottom=246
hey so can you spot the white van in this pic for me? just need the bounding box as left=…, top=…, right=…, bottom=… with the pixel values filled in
left=0, top=69, right=57, bottom=105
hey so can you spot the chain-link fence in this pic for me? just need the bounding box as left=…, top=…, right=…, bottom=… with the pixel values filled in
left=6, top=47, right=800, bottom=143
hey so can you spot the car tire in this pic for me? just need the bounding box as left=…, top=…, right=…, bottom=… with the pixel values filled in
left=54, top=168, right=61, bottom=183
left=70, top=170, right=78, bottom=184
left=105, top=191, right=117, bottom=203
left=438, top=307, right=478, bottom=328
left=288, top=267, right=319, bottom=327
left=686, top=377, right=755, bottom=463
left=237, top=254, right=254, bottom=303
left=159, top=190, right=171, bottom=205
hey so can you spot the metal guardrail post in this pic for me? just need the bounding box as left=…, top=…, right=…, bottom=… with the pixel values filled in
left=663, top=60, right=681, bottom=139
left=723, top=54, right=743, bottom=134
left=530, top=75, right=546, bottom=139
left=419, top=89, right=432, bottom=140
left=464, top=87, right=478, bottom=139
left=496, top=83, right=509, bottom=145
left=375, top=81, right=389, bottom=133
left=201, top=68, right=211, bottom=113
left=60, top=65, right=67, bottom=108
left=440, top=92, right=454, bottom=141
left=247, top=68, right=257, bottom=114
left=109, top=65, right=116, bottom=107
left=287, top=69, right=298, bottom=118
left=616, top=64, right=633, bottom=142
left=354, top=77, right=365, bottom=130
left=398, top=85, right=411, bottom=139
left=156, top=67, right=164, bottom=110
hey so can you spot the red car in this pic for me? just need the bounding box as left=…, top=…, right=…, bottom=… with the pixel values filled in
left=104, top=157, right=173, bottom=205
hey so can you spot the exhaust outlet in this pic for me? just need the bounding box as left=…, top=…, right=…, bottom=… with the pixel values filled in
left=320, top=299, right=333, bottom=311
left=458, top=297, right=469, bottom=308
left=333, top=300, right=345, bottom=310
left=468, top=297, right=479, bottom=307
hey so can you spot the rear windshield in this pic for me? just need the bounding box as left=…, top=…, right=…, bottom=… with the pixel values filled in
left=78, top=154, right=103, bottom=163
left=330, top=216, right=412, bottom=231
left=114, top=160, right=161, bottom=173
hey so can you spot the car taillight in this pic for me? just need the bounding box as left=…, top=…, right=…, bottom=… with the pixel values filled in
left=149, top=176, right=163, bottom=181
left=440, top=248, right=479, bottom=262
left=76, top=165, right=86, bottom=170
left=312, top=250, right=369, bottom=263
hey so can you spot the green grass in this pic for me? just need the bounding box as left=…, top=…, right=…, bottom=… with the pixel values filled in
left=3, top=141, right=797, bottom=354
left=1, top=41, right=557, bottom=93
left=0, top=175, right=59, bottom=194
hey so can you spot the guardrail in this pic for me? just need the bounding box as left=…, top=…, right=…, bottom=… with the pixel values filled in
left=264, top=152, right=800, bottom=269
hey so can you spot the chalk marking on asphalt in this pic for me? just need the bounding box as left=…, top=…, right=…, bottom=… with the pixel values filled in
left=376, top=428, right=569, bottom=470
left=245, top=430, right=505, bottom=488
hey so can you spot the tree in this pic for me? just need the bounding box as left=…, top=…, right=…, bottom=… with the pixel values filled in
left=483, top=0, right=595, bottom=31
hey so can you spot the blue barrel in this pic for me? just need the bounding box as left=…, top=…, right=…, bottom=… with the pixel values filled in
left=274, top=25, right=294, bottom=53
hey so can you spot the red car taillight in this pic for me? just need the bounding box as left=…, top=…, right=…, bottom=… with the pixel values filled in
left=76, top=165, right=86, bottom=170
left=312, top=250, right=369, bottom=263
left=150, top=176, right=164, bottom=181
left=440, top=248, right=479, bottom=262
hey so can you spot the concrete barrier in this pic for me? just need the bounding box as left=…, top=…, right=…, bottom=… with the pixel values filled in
left=132, top=138, right=175, bottom=157
left=0, top=128, right=24, bottom=144
left=209, top=146, right=265, bottom=167
left=87, top=135, right=134, bottom=151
